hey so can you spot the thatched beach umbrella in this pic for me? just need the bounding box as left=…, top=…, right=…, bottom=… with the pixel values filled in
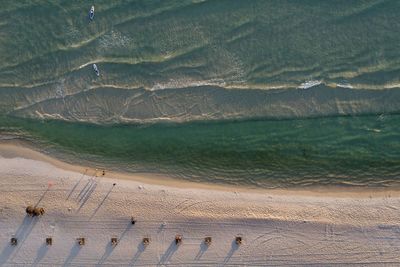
left=142, top=237, right=150, bottom=246
left=235, top=236, right=242, bottom=245
left=175, top=235, right=182, bottom=245
left=77, top=237, right=85, bottom=246
left=46, top=237, right=52, bottom=245
left=131, top=217, right=136, bottom=225
left=33, top=207, right=45, bottom=216
left=11, top=237, right=17, bottom=246
left=111, top=237, right=118, bottom=246
left=204, top=237, right=212, bottom=246
left=26, top=205, right=34, bottom=216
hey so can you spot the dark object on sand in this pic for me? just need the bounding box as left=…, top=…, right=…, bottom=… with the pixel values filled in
left=235, top=236, right=242, bottom=245
left=175, top=235, right=182, bottom=245
left=111, top=237, right=118, bottom=246
left=77, top=237, right=85, bottom=246
left=26, top=206, right=45, bottom=217
left=204, top=237, right=212, bottom=246
left=131, top=217, right=136, bottom=224
left=46, top=237, right=52, bottom=245
left=113, top=183, right=116, bottom=186
left=142, top=237, right=150, bottom=246
left=102, top=170, right=106, bottom=176
left=26, top=205, right=34, bottom=216
left=11, top=237, right=17, bottom=246
left=33, top=207, right=45, bottom=216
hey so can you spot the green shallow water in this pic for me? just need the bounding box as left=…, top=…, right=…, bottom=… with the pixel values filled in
left=1, top=0, right=400, bottom=122
left=1, top=115, right=400, bottom=188
left=1, top=1, right=400, bottom=188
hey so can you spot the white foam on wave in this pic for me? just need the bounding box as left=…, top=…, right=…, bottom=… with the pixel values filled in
left=336, top=82, right=353, bottom=89
left=298, top=80, right=322, bottom=89
left=150, top=78, right=226, bottom=91
left=98, top=30, right=134, bottom=51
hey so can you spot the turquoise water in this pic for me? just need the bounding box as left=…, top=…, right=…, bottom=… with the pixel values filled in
left=1, top=114, right=400, bottom=188
left=1, top=1, right=400, bottom=188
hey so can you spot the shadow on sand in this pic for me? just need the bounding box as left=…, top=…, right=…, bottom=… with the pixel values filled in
left=223, top=240, right=239, bottom=264
left=0, top=242, right=15, bottom=266
left=96, top=242, right=114, bottom=266
left=96, top=222, right=132, bottom=265
left=0, top=215, right=39, bottom=265
left=194, top=241, right=209, bottom=260
left=35, top=187, right=50, bottom=207
left=130, top=242, right=146, bottom=266
left=32, top=242, right=49, bottom=266
left=77, top=181, right=97, bottom=212
left=63, top=244, right=81, bottom=266
left=90, top=185, right=114, bottom=220
left=67, top=171, right=87, bottom=200
left=158, top=240, right=178, bottom=265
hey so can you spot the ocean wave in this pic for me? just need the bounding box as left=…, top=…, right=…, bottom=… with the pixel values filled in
left=8, top=85, right=400, bottom=125
left=298, top=80, right=323, bottom=89
left=2, top=113, right=400, bottom=188
left=336, top=82, right=353, bottom=89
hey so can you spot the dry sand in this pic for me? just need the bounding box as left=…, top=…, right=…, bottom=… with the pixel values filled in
left=1, top=142, right=400, bottom=266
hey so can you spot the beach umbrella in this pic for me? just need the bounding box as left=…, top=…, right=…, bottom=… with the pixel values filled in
left=26, top=205, right=34, bottom=215
left=175, top=235, right=182, bottom=245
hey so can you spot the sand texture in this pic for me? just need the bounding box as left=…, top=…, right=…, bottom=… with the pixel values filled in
left=1, top=144, right=400, bottom=266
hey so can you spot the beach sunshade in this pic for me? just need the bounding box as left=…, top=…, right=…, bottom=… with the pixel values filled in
left=131, top=217, right=136, bottom=224
left=143, top=237, right=150, bottom=245
left=33, top=207, right=45, bottom=217
left=26, top=205, right=34, bottom=216
left=235, top=236, right=242, bottom=245
left=46, top=237, right=52, bottom=245
left=11, top=238, right=17, bottom=246
left=77, top=237, right=85, bottom=246
left=175, top=235, right=182, bottom=245
left=111, top=237, right=118, bottom=246
left=205, top=237, right=212, bottom=245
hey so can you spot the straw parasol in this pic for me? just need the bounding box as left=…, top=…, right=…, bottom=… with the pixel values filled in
left=143, top=237, right=150, bottom=246
left=26, top=205, right=34, bottom=216
left=77, top=237, right=85, bottom=246
left=175, top=235, right=182, bottom=245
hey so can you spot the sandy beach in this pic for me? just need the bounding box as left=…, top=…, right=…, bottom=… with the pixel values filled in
left=1, top=142, right=400, bottom=266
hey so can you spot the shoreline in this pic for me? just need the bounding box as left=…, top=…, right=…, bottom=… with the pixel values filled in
left=1, top=140, right=399, bottom=198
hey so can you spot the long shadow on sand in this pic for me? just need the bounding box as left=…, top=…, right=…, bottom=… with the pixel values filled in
left=96, top=242, right=114, bottom=266
left=14, top=215, right=39, bottom=254
left=96, top=222, right=132, bottom=265
left=63, top=244, right=81, bottom=266
left=67, top=171, right=87, bottom=200
left=35, top=187, right=50, bottom=207
left=32, top=243, right=49, bottom=266
left=158, top=240, right=178, bottom=265
left=0, top=243, right=15, bottom=266
left=76, top=179, right=92, bottom=200
left=77, top=182, right=97, bottom=212
left=194, top=241, right=209, bottom=260
left=223, top=240, right=239, bottom=264
left=130, top=242, right=146, bottom=266
left=90, top=185, right=114, bottom=220
left=0, top=215, right=39, bottom=265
